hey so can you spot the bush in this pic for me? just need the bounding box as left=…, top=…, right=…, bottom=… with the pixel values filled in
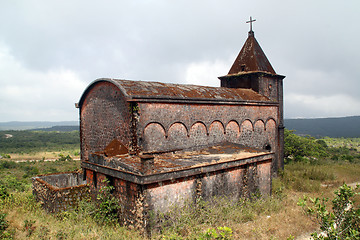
left=0, top=160, right=17, bottom=169
left=57, top=154, right=73, bottom=161
left=284, top=129, right=328, bottom=163
left=0, top=185, right=9, bottom=200
left=196, top=227, right=233, bottom=240
left=298, top=183, right=360, bottom=239
left=76, top=179, right=120, bottom=225
left=0, top=212, right=14, bottom=239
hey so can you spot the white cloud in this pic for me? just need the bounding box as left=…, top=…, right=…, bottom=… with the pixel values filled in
left=0, top=1, right=360, bottom=121
left=0, top=42, right=86, bottom=121
left=184, top=60, right=230, bottom=87
left=285, top=93, right=360, bottom=118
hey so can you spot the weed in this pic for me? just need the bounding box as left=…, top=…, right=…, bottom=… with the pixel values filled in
left=75, top=179, right=121, bottom=225
left=56, top=229, right=68, bottom=240
left=0, top=213, right=9, bottom=233
left=0, top=185, right=9, bottom=200
left=0, top=212, right=14, bottom=239
left=38, top=225, right=50, bottom=240
left=23, top=219, right=36, bottom=237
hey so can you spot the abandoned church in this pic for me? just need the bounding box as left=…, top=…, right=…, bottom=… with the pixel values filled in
left=33, top=26, right=285, bottom=230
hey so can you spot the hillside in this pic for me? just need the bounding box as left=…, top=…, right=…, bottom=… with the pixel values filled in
left=0, top=121, right=79, bottom=130
left=285, top=116, right=360, bottom=138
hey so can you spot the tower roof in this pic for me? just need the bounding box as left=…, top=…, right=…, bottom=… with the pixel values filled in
left=228, top=31, right=276, bottom=75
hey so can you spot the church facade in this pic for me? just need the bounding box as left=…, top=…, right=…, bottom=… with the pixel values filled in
left=77, top=29, right=285, bottom=229
left=33, top=28, right=285, bottom=231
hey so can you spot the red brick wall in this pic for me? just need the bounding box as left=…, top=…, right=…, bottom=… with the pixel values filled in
left=80, top=82, right=131, bottom=160
left=138, top=103, right=278, bottom=162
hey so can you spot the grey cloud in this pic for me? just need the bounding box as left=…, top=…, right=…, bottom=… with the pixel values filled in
left=0, top=0, right=359, bottom=121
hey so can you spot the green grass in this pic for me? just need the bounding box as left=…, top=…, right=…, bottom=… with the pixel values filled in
left=0, top=132, right=359, bottom=239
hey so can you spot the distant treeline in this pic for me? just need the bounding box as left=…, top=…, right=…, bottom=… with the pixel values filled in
left=0, top=130, right=80, bottom=154
left=32, top=125, right=79, bottom=132
left=285, top=116, right=360, bottom=138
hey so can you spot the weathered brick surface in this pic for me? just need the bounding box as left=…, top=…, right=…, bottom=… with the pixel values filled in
left=146, top=177, right=197, bottom=213
left=80, top=81, right=131, bottom=161
left=86, top=157, right=271, bottom=230
left=138, top=102, right=279, bottom=171
left=79, top=80, right=282, bottom=173
left=32, top=172, right=89, bottom=213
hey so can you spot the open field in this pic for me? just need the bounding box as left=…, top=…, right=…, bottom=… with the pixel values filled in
left=6, top=150, right=80, bottom=161
left=0, top=130, right=359, bottom=239
left=0, top=160, right=359, bottom=239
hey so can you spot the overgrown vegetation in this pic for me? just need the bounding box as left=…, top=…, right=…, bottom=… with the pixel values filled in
left=0, top=129, right=358, bottom=239
left=76, top=179, right=121, bottom=225
left=0, top=130, right=79, bottom=155
left=299, top=183, right=360, bottom=239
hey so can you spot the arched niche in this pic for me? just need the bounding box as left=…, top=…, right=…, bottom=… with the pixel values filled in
left=167, top=122, right=189, bottom=150
left=225, top=120, right=240, bottom=143
left=142, top=122, right=166, bottom=152
left=240, top=119, right=253, bottom=146
left=208, top=120, right=225, bottom=144
left=253, top=119, right=265, bottom=148
left=189, top=122, right=208, bottom=147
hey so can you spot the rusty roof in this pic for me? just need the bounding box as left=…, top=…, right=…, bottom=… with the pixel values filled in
left=86, top=142, right=272, bottom=177
left=114, top=79, right=271, bottom=101
left=78, top=78, right=272, bottom=107
left=228, top=31, right=276, bottom=75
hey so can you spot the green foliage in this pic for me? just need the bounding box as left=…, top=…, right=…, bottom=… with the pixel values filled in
left=95, top=183, right=120, bottom=224
left=284, top=129, right=329, bottom=163
left=196, top=227, right=233, bottom=240
left=0, top=160, right=17, bottom=169
left=23, top=219, right=36, bottom=237
left=76, top=179, right=121, bottom=225
left=0, top=213, right=9, bottom=233
left=0, top=130, right=79, bottom=154
left=0, top=175, right=28, bottom=192
left=0, top=212, right=14, bottom=239
left=0, top=185, right=9, bottom=200
left=298, top=183, right=360, bottom=239
left=57, top=154, right=73, bottom=161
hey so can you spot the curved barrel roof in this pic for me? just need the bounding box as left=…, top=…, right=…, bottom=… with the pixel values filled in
left=78, top=78, right=273, bottom=108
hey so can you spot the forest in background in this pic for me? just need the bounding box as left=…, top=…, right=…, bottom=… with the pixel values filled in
left=285, top=115, right=360, bottom=138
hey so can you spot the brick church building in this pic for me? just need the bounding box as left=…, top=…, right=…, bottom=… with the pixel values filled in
left=33, top=26, right=285, bottom=230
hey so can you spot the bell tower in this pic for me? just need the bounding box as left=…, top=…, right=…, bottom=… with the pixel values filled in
left=218, top=17, right=286, bottom=172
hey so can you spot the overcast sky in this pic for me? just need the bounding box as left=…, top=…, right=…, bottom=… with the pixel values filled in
left=1, top=0, right=359, bottom=122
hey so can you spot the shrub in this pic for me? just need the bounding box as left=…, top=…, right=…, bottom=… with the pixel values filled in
left=94, top=182, right=121, bottom=224
left=0, top=213, right=9, bottom=233
left=197, top=227, right=233, bottom=240
left=76, top=179, right=120, bottom=225
left=57, top=154, right=73, bottom=161
left=284, top=129, right=328, bottom=163
left=0, top=185, right=9, bottom=200
left=0, top=160, right=17, bottom=169
left=298, top=183, right=360, bottom=239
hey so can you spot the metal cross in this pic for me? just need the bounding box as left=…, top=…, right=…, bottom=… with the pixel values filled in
left=246, top=16, right=256, bottom=32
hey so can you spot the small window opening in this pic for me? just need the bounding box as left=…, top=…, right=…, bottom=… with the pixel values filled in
left=264, top=144, right=272, bottom=151
left=241, top=64, right=246, bottom=71
left=93, top=172, right=97, bottom=188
